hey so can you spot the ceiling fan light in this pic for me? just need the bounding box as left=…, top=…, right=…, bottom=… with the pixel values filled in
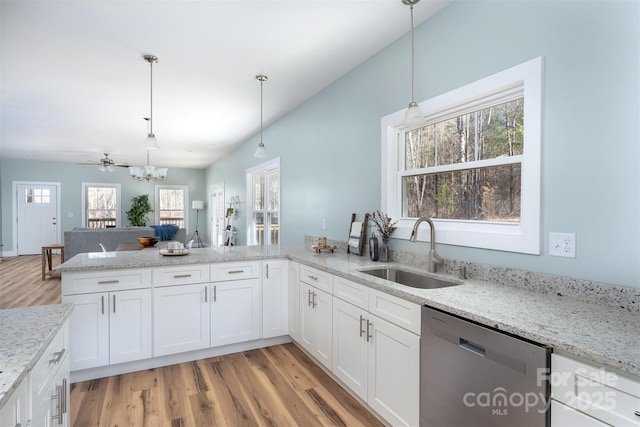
left=106, top=165, right=114, bottom=172
left=98, top=164, right=107, bottom=172
left=402, top=101, right=424, bottom=127
left=254, top=142, right=267, bottom=158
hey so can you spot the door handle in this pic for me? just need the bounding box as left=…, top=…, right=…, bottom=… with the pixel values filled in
left=307, top=289, right=312, bottom=307
left=101, top=295, right=104, bottom=314
left=366, top=320, right=373, bottom=342
left=265, top=263, right=269, bottom=279
left=214, top=285, right=217, bottom=302
left=205, top=286, right=208, bottom=302
left=312, top=292, right=317, bottom=308
left=359, top=315, right=365, bottom=337
left=113, top=295, right=116, bottom=313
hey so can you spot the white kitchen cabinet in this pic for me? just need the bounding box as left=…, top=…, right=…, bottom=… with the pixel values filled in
left=153, top=283, right=210, bottom=356
left=331, top=278, right=420, bottom=427
left=367, top=313, right=420, bottom=427
left=210, top=278, right=261, bottom=346
left=64, top=292, right=109, bottom=370
left=299, top=281, right=333, bottom=369
left=287, top=261, right=300, bottom=341
left=332, top=297, right=369, bottom=400
left=0, top=376, right=29, bottom=427
left=31, top=348, right=70, bottom=427
left=551, top=353, right=640, bottom=427
left=64, top=288, right=151, bottom=370
left=262, top=260, right=289, bottom=339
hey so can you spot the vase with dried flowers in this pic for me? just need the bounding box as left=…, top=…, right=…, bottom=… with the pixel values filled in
left=369, top=210, right=398, bottom=262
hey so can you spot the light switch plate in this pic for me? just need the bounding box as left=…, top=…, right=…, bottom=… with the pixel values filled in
left=549, top=232, right=576, bottom=258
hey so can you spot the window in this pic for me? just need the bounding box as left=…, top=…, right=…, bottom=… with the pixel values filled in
left=155, top=185, right=188, bottom=229
left=25, top=188, right=50, bottom=204
left=382, top=57, right=542, bottom=254
left=246, top=158, right=280, bottom=245
left=82, top=183, right=121, bottom=228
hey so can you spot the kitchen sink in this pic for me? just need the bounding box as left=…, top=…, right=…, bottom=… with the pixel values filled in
left=360, top=268, right=461, bottom=289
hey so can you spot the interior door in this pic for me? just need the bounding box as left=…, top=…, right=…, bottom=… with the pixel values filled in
left=210, top=183, right=225, bottom=247
left=16, top=183, right=59, bottom=254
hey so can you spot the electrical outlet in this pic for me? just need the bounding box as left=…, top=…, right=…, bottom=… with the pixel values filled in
left=549, top=232, right=576, bottom=258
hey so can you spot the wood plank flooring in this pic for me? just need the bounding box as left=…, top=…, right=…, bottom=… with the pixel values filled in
left=1, top=255, right=384, bottom=427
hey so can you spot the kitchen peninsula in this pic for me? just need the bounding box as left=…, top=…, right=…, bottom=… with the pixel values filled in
left=55, top=244, right=640, bottom=426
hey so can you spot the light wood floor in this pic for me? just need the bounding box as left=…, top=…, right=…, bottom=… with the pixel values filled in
left=1, top=255, right=383, bottom=427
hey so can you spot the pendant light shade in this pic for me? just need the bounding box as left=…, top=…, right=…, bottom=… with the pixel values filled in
left=254, top=75, right=268, bottom=158
left=401, top=0, right=424, bottom=127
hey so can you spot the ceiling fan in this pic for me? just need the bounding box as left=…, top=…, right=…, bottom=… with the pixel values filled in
left=77, top=153, right=129, bottom=172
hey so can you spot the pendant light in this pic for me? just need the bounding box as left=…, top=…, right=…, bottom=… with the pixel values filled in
left=143, top=54, right=160, bottom=150
left=254, top=75, right=268, bottom=158
left=401, top=0, right=424, bottom=127
left=129, top=54, right=167, bottom=181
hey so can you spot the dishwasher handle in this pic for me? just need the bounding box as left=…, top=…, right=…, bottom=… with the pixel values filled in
left=459, top=338, right=486, bottom=357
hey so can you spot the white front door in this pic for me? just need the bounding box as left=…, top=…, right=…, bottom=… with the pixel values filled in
left=210, top=183, right=225, bottom=247
left=16, top=183, right=60, bottom=254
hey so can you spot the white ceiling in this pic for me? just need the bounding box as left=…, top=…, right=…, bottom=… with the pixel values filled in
left=0, top=0, right=451, bottom=169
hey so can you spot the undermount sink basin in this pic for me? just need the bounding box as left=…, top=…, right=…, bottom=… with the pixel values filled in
left=360, top=268, right=460, bottom=290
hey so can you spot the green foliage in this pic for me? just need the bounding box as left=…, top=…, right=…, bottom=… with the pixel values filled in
left=126, top=194, right=153, bottom=226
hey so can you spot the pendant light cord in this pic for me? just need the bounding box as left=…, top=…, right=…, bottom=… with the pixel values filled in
left=149, top=59, right=153, bottom=135
left=410, top=2, right=415, bottom=103
left=260, top=78, right=264, bottom=144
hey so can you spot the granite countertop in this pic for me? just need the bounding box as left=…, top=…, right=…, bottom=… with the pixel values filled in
left=0, top=303, right=73, bottom=409
left=59, top=245, right=640, bottom=378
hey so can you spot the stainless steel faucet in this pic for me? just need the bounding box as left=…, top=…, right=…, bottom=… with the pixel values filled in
left=409, top=217, right=444, bottom=273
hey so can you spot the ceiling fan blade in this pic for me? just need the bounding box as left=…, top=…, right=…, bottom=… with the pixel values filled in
left=113, top=163, right=130, bottom=167
left=76, top=161, right=101, bottom=165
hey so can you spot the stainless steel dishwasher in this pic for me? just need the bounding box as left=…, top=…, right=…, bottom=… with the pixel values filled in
left=421, top=307, right=550, bottom=426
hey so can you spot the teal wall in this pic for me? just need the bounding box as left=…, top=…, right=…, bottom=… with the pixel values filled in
left=0, top=158, right=207, bottom=251
left=206, top=0, right=640, bottom=288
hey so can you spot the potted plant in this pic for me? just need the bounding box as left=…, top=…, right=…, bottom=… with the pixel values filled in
left=126, top=194, right=153, bottom=226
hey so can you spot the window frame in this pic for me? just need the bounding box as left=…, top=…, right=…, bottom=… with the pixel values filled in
left=381, top=57, right=542, bottom=254
left=81, top=182, right=122, bottom=228
left=246, top=157, right=281, bottom=246
left=155, top=185, right=189, bottom=230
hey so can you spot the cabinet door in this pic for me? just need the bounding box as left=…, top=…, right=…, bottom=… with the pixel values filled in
left=551, top=400, right=609, bottom=427
left=367, top=314, right=420, bottom=427
left=63, top=292, right=109, bottom=371
left=211, top=279, right=261, bottom=346
left=288, top=262, right=300, bottom=341
left=0, top=377, right=29, bottom=427
left=154, top=283, right=210, bottom=356
left=299, top=282, right=332, bottom=369
left=109, top=288, right=152, bottom=364
left=262, top=260, right=289, bottom=338
left=32, top=350, right=70, bottom=427
left=332, top=298, right=368, bottom=400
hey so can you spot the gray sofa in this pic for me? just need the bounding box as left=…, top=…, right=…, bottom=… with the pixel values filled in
left=64, top=227, right=187, bottom=260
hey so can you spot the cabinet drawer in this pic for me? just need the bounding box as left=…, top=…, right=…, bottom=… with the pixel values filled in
left=552, top=354, right=640, bottom=426
left=31, top=320, right=69, bottom=406
left=333, top=277, right=369, bottom=310
left=211, top=261, right=260, bottom=281
left=62, top=268, right=151, bottom=295
left=153, top=264, right=210, bottom=287
left=368, top=289, right=421, bottom=335
left=299, top=265, right=333, bottom=293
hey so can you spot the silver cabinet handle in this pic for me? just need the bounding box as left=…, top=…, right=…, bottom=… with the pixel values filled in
left=366, top=320, right=373, bottom=342
left=51, top=382, right=64, bottom=425
left=359, top=315, right=365, bottom=337
left=101, top=295, right=104, bottom=314
left=307, top=289, right=312, bottom=307
left=98, top=280, right=119, bottom=285
left=214, top=285, right=217, bottom=302
left=205, top=286, right=208, bottom=302
left=228, top=270, right=244, bottom=274
left=62, top=378, right=68, bottom=417
left=173, top=274, right=192, bottom=278
left=312, top=292, right=317, bottom=309
left=265, top=263, right=269, bottom=279
left=113, top=295, right=116, bottom=313
left=308, top=275, right=318, bottom=280
left=49, top=349, right=66, bottom=364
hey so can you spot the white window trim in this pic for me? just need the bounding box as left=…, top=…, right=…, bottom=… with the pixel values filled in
left=381, top=57, right=542, bottom=254
left=155, top=184, right=189, bottom=230
left=81, top=182, right=122, bottom=228
left=246, top=157, right=281, bottom=246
